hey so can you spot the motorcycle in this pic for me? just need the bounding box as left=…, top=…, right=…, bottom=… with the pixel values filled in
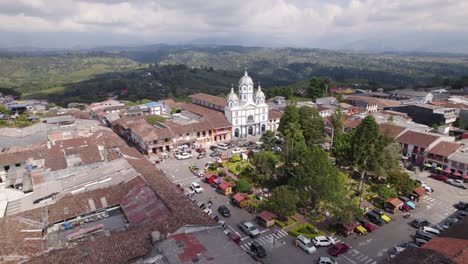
left=403, top=212, right=411, bottom=219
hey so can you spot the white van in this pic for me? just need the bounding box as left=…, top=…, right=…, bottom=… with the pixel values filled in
left=421, top=226, right=440, bottom=236
left=217, top=143, right=228, bottom=150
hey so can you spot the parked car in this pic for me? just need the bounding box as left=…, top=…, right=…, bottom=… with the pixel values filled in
left=217, top=143, right=229, bottom=150
left=312, top=236, right=335, bottom=247
left=431, top=174, right=448, bottom=182
left=355, top=225, right=368, bottom=235
left=196, top=148, right=206, bottom=153
left=360, top=221, right=377, bottom=232
left=410, top=218, right=430, bottom=228
left=434, top=224, right=449, bottom=231
left=447, top=179, right=466, bottom=189
left=203, top=208, right=212, bottom=215
left=445, top=217, right=459, bottom=226
left=398, top=242, right=419, bottom=249
left=455, top=210, right=468, bottom=219
left=455, top=201, right=468, bottom=210
left=401, top=203, right=412, bottom=211
left=196, top=201, right=206, bottom=209
left=190, top=182, right=204, bottom=193
left=414, top=238, right=427, bottom=246
left=218, top=205, right=231, bottom=217
left=197, top=152, right=207, bottom=159
left=366, top=211, right=385, bottom=226
left=238, top=221, right=260, bottom=238
left=415, top=230, right=435, bottom=241
left=176, top=152, right=193, bottom=160
left=250, top=241, right=267, bottom=258
left=296, top=235, right=317, bottom=254
left=421, top=226, right=440, bottom=236
left=328, top=243, right=350, bottom=257
left=317, top=257, right=337, bottom=264
left=209, top=145, right=218, bottom=151
left=421, top=183, right=434, bottom=193
left=210, top=151, right=222, bottom=157
left=231, top=147, right=243, bottom=154
left=372, top=209, right=392, bottom=223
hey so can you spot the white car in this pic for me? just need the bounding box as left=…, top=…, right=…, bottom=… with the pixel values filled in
left=421, top=226, right=440, bottom=236
left=203, top=208, right=212, bottom=215
left=312, top=236, right=335, bottom=247
left=238, top=221, right=260, bottom=238
left=176, top=152, right=193, bottom=160
left=217, top=143, right=229, bottom=150
left=317, top=257, right=337, bottom=264
left=190, top=182, right=203, bottom=193
left=421, top=183, right=433, bottom=193
left=231, top=147, right=243, bottom=154
left=296, top=235, right=316, bottom=254
left=447, top=179, right=466, bottom=189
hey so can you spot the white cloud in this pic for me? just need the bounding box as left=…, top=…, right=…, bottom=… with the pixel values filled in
left=0, top=0, right=466, bottom=50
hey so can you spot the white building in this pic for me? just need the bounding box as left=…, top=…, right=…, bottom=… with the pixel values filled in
left=225, top=71, right=269, bottom=138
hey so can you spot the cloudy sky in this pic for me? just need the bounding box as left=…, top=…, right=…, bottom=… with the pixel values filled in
left=0, top=0, right=467, bottom=52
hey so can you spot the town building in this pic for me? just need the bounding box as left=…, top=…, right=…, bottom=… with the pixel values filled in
left=425, top=141, right=462, bottom=172
left=317, top=105, right=333, bottom=117
left=345, top=95, right=401, bottom=113
left=448, top=145, right=468, bottom=176
left=385, top=104, right=457, bottom=127
left=190, top=93, right=226, bottom=112
left=316, top=96, right=338, bottom=106
left=87, top=99, right=124, bottom=111
left=387, top=89, right=433, bottom=103
left=396, top=130, right=454, bottom=164
left=224, top=71, right=269, bottom=137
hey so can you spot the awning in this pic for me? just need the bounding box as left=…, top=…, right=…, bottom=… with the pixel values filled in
left=464, top=175, right=468, bottom=180
left=443, top=169, right=452, bottom=174
left=453, top=171, right=462, bottom=177
left=406, top=201, right=416, bottom=209
left=435, top=167, right=442, bottom=171
left=424, top=163, right=432, bottom=168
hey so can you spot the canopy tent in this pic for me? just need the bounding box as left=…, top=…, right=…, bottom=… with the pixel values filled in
left=435, top=167, right=443, bottom=171
left=405, top=201, right=416, bottom=209
left=463, top=175, right=468, bottom=180
left=453, top=171, right=462, bottom=177
left=424, top=163, right=432, bottom=168
left=443, top=169, right=452, bottom=174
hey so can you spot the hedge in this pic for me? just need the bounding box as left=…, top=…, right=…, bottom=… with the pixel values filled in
left=289, top=223, right=325, bottom=239
left=275, top=217, right=297, bottom=228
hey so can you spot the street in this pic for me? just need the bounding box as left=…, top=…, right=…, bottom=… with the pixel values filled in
left=152, top=150, right=467, bottom=264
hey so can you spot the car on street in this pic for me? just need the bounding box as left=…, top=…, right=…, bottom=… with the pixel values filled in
left=231, top=147, right=243, bottom=154
left=455, top=210, right=468, bottom=219
left=296, top=235, right=317, bottom=254
left=398, top=242, right=419, bottom=249
left=176, top=152, right=193, bottom=160
left=455, top=201, right=468, bottom=210
left=445, top=217, right=459, bottom=226
left=209, top=145, right=218, bottom=151
left=190, top=182, right=204, bottom=193
left=415, top=238, right=427, bottom=246
left=360, top=221, right=377, bottom=232
left=217, top=143, right=229, bottom=150
left=434, top=224, right=449, bottom=231
left=312, top=236, right=335, bottom=247
left=410, top=218, right=430, bottom=228
left=401, top=203, right=412, bottom=211
left=421, top=226, right=440, bottom=236
left=238, top=221, right=260, bottom=238
left=218, top=205, right=231, bottom=217
left=421, top=183, right=434, bottom=193
left=372, top=209, right=392, bottom=223
left=328, top=243, right=350, bottom=257
left=415, top=230, right=436, bottom=241
left=446, top=179, right=466, bottom=189
left=210, top=151, right=222, bottom=157
left=355, top=225, right=368, bottom=235
left=431, top=174, right=448, bottom=182
left=366, top=211, right=385, bottom=226
left=197, top=152, right=207, bottom=159
left=196, top=201, right=206, bottom=209
left=250, top=241, right=267, bottom=258
left=203, top=208, right=212, bottom=215
left=317, top=256, right=337, bottom=264
left=196, top=148, right=206, bottom=153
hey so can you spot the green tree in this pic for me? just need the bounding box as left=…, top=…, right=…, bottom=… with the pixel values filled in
left=350, top=116, right=385, bottom=192
left=0, top=105, right=9, bottom=115
left=330, top=196, right=362, bottom=223
left=230, top=154, right=241, bottom=162
left=234, top=178, right=252, bottom=193
left=332, top=132, right=353, bottom=164
left=299, top=106, right=325, bottom=147
left=251, top=151, right=279, bottom=186
left=308, top=77, right=329, bottom=99
left=260, top=130, right=276, bottom=150
left=387, top=170, right=415, bottom=195
left=377, top=186, right=397, bottom=200
left=278, top=105, right=300, bottom=135
left=266, top=186, right=298, bottom=220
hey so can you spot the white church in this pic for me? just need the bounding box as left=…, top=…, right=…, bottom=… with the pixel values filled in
left=224, top=71, right=269, bottom=138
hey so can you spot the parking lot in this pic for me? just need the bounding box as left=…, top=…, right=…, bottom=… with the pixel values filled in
left=151, top=147, right=466, bottom=264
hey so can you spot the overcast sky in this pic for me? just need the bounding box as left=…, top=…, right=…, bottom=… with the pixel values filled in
left=1, top=0, right=467, bottom=52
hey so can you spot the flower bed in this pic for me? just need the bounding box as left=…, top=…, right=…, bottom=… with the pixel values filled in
left=275, top=217, right=297, bottom=228
left=289, top=223, right=325, bottom=239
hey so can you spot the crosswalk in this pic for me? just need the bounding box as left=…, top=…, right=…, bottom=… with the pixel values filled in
left=173, top=177, right=203, bottom=187
left=421, top=196, right=457, bottom=212
left=240, top=229, right=289, bottom=251
left=341, top=246, right=378, bottom=264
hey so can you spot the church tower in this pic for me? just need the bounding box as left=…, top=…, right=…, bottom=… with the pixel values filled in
left=238, top=69, right=254, bottom=105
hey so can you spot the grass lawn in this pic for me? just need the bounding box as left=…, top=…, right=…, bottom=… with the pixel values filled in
left=289, top=223, right=326, bottom=239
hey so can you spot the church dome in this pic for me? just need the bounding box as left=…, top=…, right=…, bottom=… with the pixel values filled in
left=239, top=70, right=253, bottom=86
left=227, top=86, right=239, bottom=102
left=255, top=84, right=265, bottom=100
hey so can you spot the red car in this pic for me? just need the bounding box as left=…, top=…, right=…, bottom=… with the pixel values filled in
left=431, top=174, right=448, bottom=182
left=328, top=243, right=350, bottom=257
left=362, top=222, right=377, bottom=232
left=196, top=148, right=206, bottom=153
left=401, top=204, right=411, bottom=211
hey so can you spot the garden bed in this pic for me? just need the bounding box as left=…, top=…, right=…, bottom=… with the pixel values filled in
left=275, top=216, right=297, bottom=228
left=289, top=223, right=325, bottom=239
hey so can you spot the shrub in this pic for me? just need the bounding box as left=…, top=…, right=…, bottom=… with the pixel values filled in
left=275, top=217, right=297, bottom=228
left=289, top=223, right=325, bottom=239
left=218, top=171, right=227, bottom=177
left=230, top=154, right=241, bottom=162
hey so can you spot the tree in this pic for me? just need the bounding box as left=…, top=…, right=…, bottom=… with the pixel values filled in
left=308, top=77, right=329, bottom=99
left=266, top=186, right=298, bottom=220
left=377, top=186, right=397, bottom=200
left=251, top=151, right=279, bottom=186
left=330, top=107, right=344, bottom=134
left=299, top=106, right=325, bottom=147
left=234, top=178, right=252, bottom=193
left=0, top=104, right=9, bottom=115
left=387, top=170, right=415, bottom=195
left=350, top=115, right=385, bottom=192
left=332, top=132, right=353, bottom=164
left=278, top=105, right=300, bottom=135
left=260, top=130, right=276, bottom=150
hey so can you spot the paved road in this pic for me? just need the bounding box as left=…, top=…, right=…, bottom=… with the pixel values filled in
left=153, top=152, right=467, bottom=264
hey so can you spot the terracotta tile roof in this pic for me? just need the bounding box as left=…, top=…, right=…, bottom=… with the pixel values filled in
left=189, top=93, right=226, bottom=107
left=346, top=95, right=401, bottom=108
left=385, top=197, right=404, bottom=208
left=269, top=109, right=283, bottom=120
left=389, top=248, right=455, bottom=264
left=160, top=99, right=178, bottom=109
left=413, top=186, right=426, bottom=196
left=258, top=210, right=277, bottom=221
left=233, top=192, right=248, bottom=202
left=396, top=131, right=440, bottom=148
left=422, top=237, right=468, bottom=263
left=427, top=141, right=461, bottom=157
left=379, top=123, right=407, bottom=138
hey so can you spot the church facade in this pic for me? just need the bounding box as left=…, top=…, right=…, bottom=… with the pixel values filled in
left=224, top=71, right=269, bottom=138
